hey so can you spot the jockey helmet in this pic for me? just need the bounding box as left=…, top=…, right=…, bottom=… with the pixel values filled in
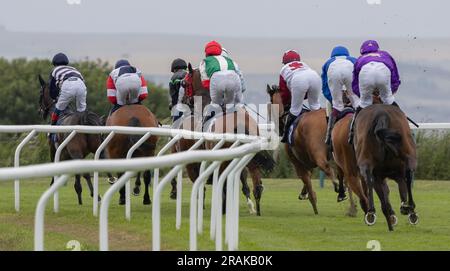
left=171, top=58, right=187, bottom=73
left=115, top=59, right=130, bottom=69
left=205, top=40, right=222, bottom=56
left=52, top=53, right=69, bottom=66
left=282, top=50, right=301, bottom=64
left=360, top=40, right=380, bottom=55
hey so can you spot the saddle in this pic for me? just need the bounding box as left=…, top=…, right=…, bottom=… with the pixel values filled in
left=336, top=107, right=355, bottom=123
left=287, top=107, right=311, bottom=146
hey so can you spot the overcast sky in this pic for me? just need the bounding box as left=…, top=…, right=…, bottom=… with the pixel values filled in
left=0, top=0, right=449, bottom=38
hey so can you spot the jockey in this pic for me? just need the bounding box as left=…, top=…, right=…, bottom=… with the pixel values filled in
left=321, top=46, right=359, bottom=147
left=221, top=47, right=246, bottom=104
left=169, top=58, right=188, bottom=122
left=49, top=53, right=87, bottom=125
left=348, top=40, right=401, bottom=144
left=279, top=50, right=322, bottom=143
left=106, top=59, right=148, bottom=114
left=199, top=40, right=242, bottom=116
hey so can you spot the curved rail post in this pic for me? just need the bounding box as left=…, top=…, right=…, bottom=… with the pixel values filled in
left=34, top=174, right=70, bottom=251
left=99, top=171, right=136, bottom=251
left=153, top=134, right=182, bottom=199
left=197, top=139, right=226, bottom=234
left=53, top=130, right=77, bottom=213
left=229, top=154, right=255, bottom=251
left=189, top=161, right=222, bottom=251
left=14, top=129, right=37, bottom=212
left=209, top=140, right=240, bottom=239
left=176, top=138, right=205, bottom=230
left=152, top=165, right=184, bottom=251
left=125, top=131, right=152, bottom=221
left=93, top=131, right=115, bottom=216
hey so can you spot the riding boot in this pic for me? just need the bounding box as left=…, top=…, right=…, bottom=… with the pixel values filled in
left=348, top=106, right=362, bottom=145
left=281, top=113, right=297, bottom=143
left=109, top=104, right=122, bottom=116
left=325, top=113, right=336, bottom=157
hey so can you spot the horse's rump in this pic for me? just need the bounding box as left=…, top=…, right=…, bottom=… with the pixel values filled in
left=106, top=104, right=158, bottom=158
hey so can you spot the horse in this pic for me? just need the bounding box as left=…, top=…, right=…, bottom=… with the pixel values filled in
left=105, top=104, right=159, bottom=205
left=352, top=104, right=418, bottom=231
left=38, top=74, right=102, bottom=205
left=174, top=64, right=274, bottom=215
left=206, top=107, right=276, bottom=216
left=332, top=111, right=369, bottom=217
left=266, top=84, right=344, bottom=215
left=170, top=63, right=212, bottom=198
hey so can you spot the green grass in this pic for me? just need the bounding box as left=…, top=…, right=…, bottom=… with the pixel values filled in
left=0, top=178, right=449, bottom=251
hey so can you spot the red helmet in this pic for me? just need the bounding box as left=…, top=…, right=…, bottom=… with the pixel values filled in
left=282, top=50, right=301, bottom=64
left=205, top=40, right=222, bottom=56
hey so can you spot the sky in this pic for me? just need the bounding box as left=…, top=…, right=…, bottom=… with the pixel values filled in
left=0, top=0, right=449, bottom=38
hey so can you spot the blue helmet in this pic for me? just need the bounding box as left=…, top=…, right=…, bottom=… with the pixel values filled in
left=115, top=59, right=130, bottom=69
left=52, top=53, right=69, bottom=66
left=330, top=46, right=350, bottom=57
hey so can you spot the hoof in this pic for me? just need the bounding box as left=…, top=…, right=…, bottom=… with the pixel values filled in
left=170, top=191, right=177, bottom=200
left=408, top=213, right=419, bottom=225
left=108, top=177, right=118, bottom=185
left=390, top=215, right=398, bottom=226
left=337, top=195, right=348, bottom=202
left=365, top=212, right=377, bottom=226
left=298, top=193, right=308, bottom=200
left=400, top=202, right=409, bottom=215
left=119, top=198, right=125, bottom=205
left=133, top=187, right=141, bottom=196
left=143, top=197, right=151, bottom=205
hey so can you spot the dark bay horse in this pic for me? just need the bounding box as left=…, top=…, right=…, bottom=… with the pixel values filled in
left=353, top=104, right=418, bottom=231
left=267, top=85, right=343, bottom=215
left=106, top=104, right=159, bottom=205
left=171, top=63, right=212, bottom=194
left=38, top=75, right=102, bottom=204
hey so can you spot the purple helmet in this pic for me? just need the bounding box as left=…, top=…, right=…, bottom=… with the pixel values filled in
left=360, top=40, right=379, bottom=54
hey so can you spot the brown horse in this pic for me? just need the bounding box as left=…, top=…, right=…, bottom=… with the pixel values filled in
left=332, top=112, right=369, bottom=217
left=106, top=104, right=159, bottom=205
left=353, top=104, right=418, bottom=231
left=206, top=106, right=276, bottom=216
left=267, top=85, right=343, bottom=215
left=38, top=74, right=102, bottom=204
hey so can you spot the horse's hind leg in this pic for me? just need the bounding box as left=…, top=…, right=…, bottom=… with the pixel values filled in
left=361, top=165, right=376, bottom=225
left=74, top=174, right=83, bottom=205
left=240, top=168, right=256, bottom=215
left=405, top=169, right=418, bottom=224
left=317, top=159, right=344, bottom=201
left=373, top=178, right=396, bottom=231
left=397, top=179, right=409, bottom=215
left=170, top=178, right=177, bottom=200
left=118, top=173, right=126, bottom=205
left=83, top=173, right=100, bottom=201
left=133, top=172, right=141, bottom=196
left=295, top=167, right=318, bottom=215
left=336, top=167, right=348, bottom=203
left=248, top=164, right=263, bottom=216
left=143, top=170, right=151, bottom=205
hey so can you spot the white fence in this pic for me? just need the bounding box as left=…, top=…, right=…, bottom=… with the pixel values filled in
left=0, top=122, right=448, bottom=251
left=0, top=124, right=276, bottom=251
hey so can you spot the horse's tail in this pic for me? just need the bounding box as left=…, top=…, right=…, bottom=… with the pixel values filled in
left=373, top=112, right=402, bottom=156
left=128, top=117, right=155, bottom=151
left=252, top=150, right=276, bottom=174
left=239, top=127, right=276, bottom=174
left=80, top=111, right=102, bottom=126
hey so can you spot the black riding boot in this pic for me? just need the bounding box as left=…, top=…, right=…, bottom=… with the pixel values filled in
left=348, top=106, right=362, bottom=145
left=325, top=113, right=336, bottom=155
left=281, top=113, right=297, bottom=143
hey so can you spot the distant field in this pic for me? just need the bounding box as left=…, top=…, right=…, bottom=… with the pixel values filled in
left=0, top=178, right=449, bottom=251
